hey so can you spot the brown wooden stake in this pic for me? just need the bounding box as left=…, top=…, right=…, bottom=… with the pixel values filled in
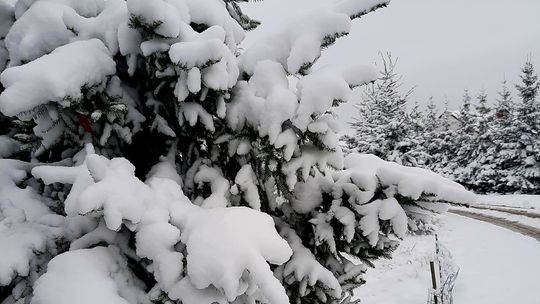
left=430, top=261, right=438, bottom=304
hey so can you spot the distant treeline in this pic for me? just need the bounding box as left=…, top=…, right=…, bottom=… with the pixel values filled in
left=342, top=56, right=540, bottom=194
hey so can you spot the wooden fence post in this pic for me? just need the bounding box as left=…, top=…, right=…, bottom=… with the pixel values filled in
left=430, top=261, right=438, bottom=304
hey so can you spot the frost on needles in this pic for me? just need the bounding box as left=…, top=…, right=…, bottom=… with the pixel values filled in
left=0, top=0, right=473, bottom=304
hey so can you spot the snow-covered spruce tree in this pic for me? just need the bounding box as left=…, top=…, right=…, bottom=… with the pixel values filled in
left=451, top=89, right=479, bottom=186
left=422, top=97, right=442, bottom=167
left=0, top=1, right=473, bottom=304
left=472, top=78, right=521, bottom=192
left=484, top=79, right=522, bottom=192
left=343, top=55, right=424, bottom=167
left=406, top=100, right=430, bottom=165
left=461, top=90, right=495, bottom=192
left=475, top=61, right=540, bottom=194
left=425, top=101, right=458, bottom=179
left=512, top=58, right=540, bottom=192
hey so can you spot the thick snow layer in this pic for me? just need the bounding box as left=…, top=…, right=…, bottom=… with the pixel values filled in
left=239, top=10, right=351, bottom=75
left=14, top=0, right=106, bottom=19
left=0, top=39, right=115, bottom=116
left=32, top=246, right=149, bottom=304
left=170, top=39, right=226, bottom=68
left=178, top=102, right=215, bottom=132
left=234, top=164, right=261, bottom=210
left=5, top=0, right=112, bottom=65
left=77, top=155, right=151, bottom=231
left=32, top=146, right=294, bottom=303
left=357, top=197, right=407, bottom=246
left=343, top=153, right=475, bottom=204
left=227, top=61, right=372, bottom=171
left=184, top=0, right=244, bottom=50
left=193, top=164, right=229, bottom=208
left=226, top=61, right=297, bottom=145
left=4, top=1, right=74, bottom=66
left=176, top=206, right=292, bottom=304
left=0, top=159, right=64, bottom=286
left=290, top=173, right=331, bottom=214
left=127, top=0, right=189, bottom=38
left=168, top=23, right=239, bottom=95
left=63, top=0, right=128, bottom=54
left=294, top=66, right=375, bottom=131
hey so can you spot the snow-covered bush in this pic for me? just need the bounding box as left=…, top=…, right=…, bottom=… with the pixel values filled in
left=0, top=0, right=474, bottom=303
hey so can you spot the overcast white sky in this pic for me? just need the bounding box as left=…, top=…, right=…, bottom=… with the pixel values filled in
left=241, top=0, right=540, bottom=130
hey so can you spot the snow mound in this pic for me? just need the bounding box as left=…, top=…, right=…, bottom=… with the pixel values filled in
left=32, top=246, right=149, bottom=304
left=0, top=159, right=64, bottom=286
left=176, top=206, right=292, bottom=304
left=0, top=39, right=115, bottom=116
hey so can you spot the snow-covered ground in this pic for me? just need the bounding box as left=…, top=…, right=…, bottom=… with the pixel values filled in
left=454, top=207, right=540, bottom=230
left=353, top=233, right=435, bottom=303
left=476, top=194, right=540, bottom=209
left=355, top=213, right=540, bottom=303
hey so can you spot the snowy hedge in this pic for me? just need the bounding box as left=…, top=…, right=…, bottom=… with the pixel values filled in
left=0, top=0, right=474, bottom=303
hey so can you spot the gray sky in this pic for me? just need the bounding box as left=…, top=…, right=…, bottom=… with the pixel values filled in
left=241, top=0, right=540, bottom=131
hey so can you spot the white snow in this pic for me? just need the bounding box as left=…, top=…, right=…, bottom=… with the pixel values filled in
left=0, top=159, right=64, bottom=285
left=32, top=246, right=149, bottom=304
left=193, top=164, right=229, bottom=208
left=294, top=66, right=374, bottom=131
left=334, top=0, right=390, bottom=19
left=4, top=1, right=74, bottom=66
left=353, top=233, right=435, bottom=303
left=476, top=194, right=540, bottom=209
left=343, top=153, right=474, bottom=204
left=0, top=39, right=115, bottom=116
left=175, top=206, right=292, bottom=304
left=184, top=0, right=244, bottom=50
left=178, top=102, right=215, bottom=132
left=239, top=10, right=352, bottom=75
left=127, top=0, right=187, bottom=38
left=31, top=146, right=295, bottom=303
left=169, top=39, right=227, bottom=69
left=453, top=206, right=540, bottom=230
left=356, top=213, right=540, bottom=303
left=277, top=224, right=342, bottom=298
left=0, top=159, right=64, bottom=286
left=63, top=0, right=128, bottom=54
left=441, top=214, right=540, bottom=303
left=234, top=164, right=261, bottom=210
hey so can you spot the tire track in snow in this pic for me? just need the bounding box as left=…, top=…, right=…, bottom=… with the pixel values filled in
left=449, top=209, right=540, bottom=242
left=470, top=205, right=540, bottom=219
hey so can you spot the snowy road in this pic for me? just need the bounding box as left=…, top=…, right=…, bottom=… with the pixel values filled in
left=469, top=205, right=540, bottom=219
left=356, top=213, right=540, bottom=303
left=439, top=214, right=540, bottom=304
left=449, top=209, right=540, bottom=241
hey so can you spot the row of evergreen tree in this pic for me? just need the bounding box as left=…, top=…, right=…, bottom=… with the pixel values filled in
left=343, top=56, right=540, bottom=194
